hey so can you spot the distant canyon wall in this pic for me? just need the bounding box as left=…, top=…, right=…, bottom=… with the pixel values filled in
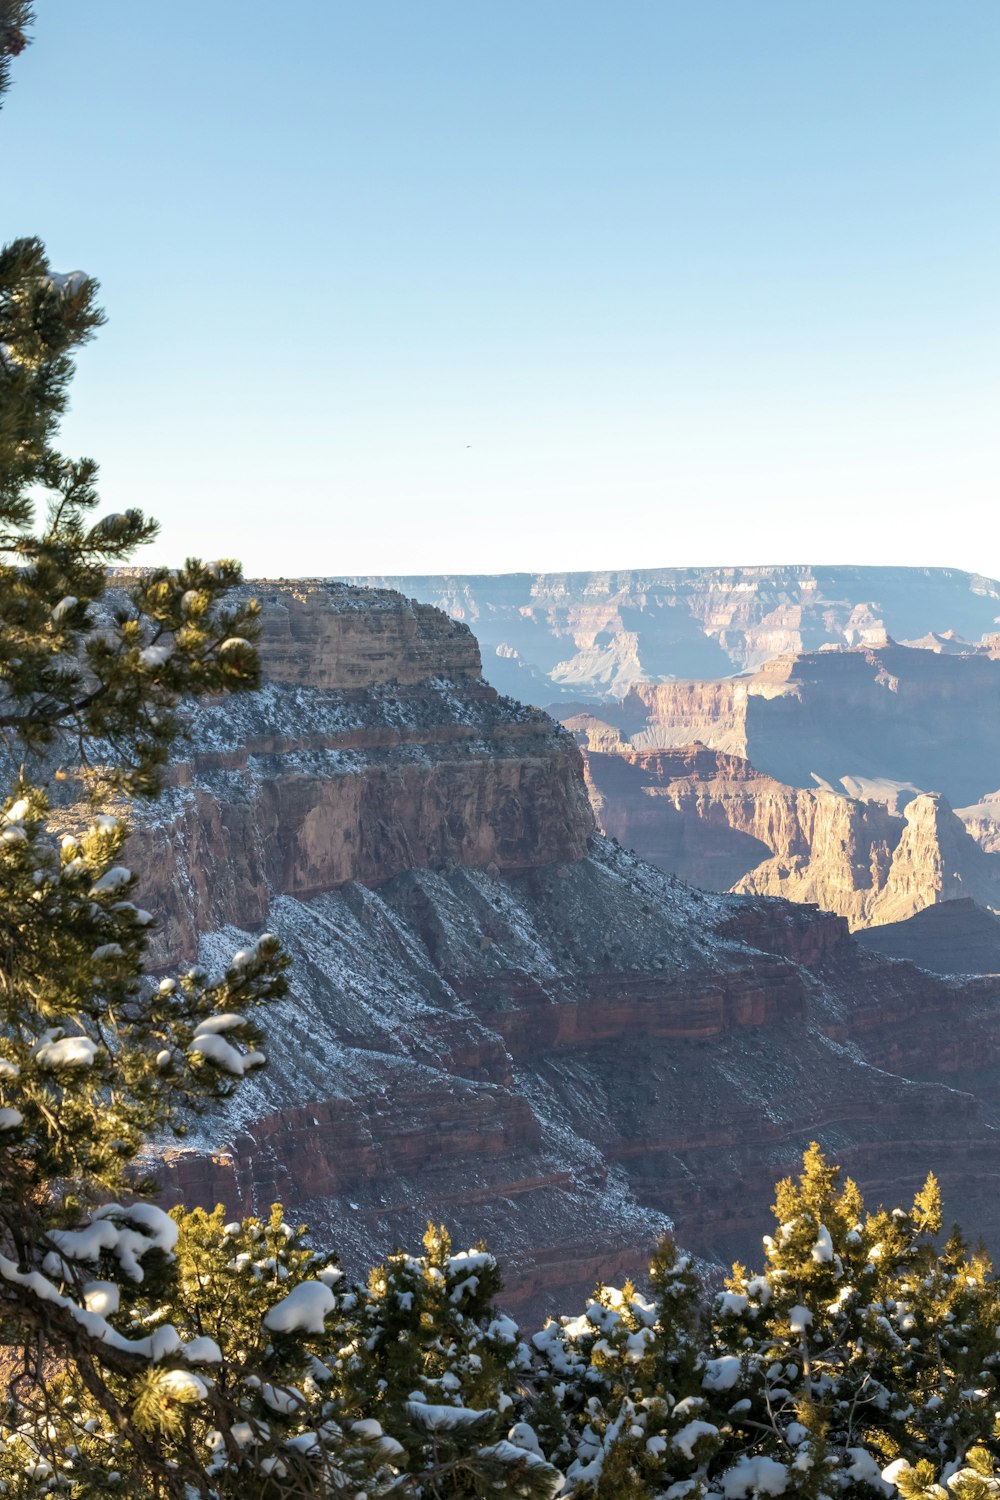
left=345, top=565, right=1000, bottom=700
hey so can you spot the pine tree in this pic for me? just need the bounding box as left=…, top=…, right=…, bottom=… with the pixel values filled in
left=0, top=21, right=296, bottom=1495
left=346, top=1223, right=562, bottom=1496
left=531, top=1240, right=716, bottom=1498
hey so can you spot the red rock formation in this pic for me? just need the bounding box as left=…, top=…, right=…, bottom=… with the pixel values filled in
left=129, top=584, right=594, bottom=962
left=570, top=726, right=1000, bottom=932
left=139, top=584, right=1000, bottom=1320
left=346, top=565, right=1000, bottom=698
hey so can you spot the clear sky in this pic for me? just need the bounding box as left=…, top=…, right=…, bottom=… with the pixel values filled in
left=4, top=2, right=999, bottom=577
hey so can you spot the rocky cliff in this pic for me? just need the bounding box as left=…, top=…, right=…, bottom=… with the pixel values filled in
left=855, top=899, right=1000, bottom=975
left=124, top=583, right=1000, bottom=1316
left=129, top=584, right=594, bottom=964
left=346, top=566, right=1000, bottom=699
left=575, top=742, right=1000, bottom=932
left=568, top=643, right=1000, bottom=808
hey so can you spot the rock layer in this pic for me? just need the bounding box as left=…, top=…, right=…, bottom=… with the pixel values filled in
left=127, top=581, right=1000, bottom=1318
left=575, top=742, right=1000, bottom=931
left=129, top=583, right=594, bottom=964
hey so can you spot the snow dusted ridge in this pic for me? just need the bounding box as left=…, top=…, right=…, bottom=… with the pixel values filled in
left=119, top=580, right=1000, bottom=1317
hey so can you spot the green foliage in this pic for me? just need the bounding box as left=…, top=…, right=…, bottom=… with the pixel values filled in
left=5, top=1151, right=1000, bottom=1497
left=0, top=134, right=288, bottom=1496
left=0, top=240, right=265, bottom=798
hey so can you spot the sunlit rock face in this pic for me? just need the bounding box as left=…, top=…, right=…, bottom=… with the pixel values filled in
left=129, top=584, right=595, bottom=965
left=560, top=643, right=1000, bottom=934
left=132, top=582, right=1000, bottom=1318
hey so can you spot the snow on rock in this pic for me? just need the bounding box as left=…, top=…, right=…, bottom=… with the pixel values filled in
left=263, top=1279, right=336, bottom=1334
left=722, top=1455, right=790, bottom=1498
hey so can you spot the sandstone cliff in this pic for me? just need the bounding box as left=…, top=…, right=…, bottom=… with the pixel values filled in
left=121, top=582, right=1000, bottom=1317
left=571, top=643, right=1000, bottom=810
left=129, top=584, right=594, bottom=964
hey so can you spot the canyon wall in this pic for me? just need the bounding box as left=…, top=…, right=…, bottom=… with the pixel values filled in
left=557, top=644, right=1000, bottom=934
left=128, top=584, right=594, bottom=964
left=576, top=742, right=1000, bottom=931
left=123, top=582, right=1000, bottom=1317
left=346, top=566, right=1000, bottom=699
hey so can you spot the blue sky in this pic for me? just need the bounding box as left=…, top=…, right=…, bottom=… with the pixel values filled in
left=4, top=2, right=998, bottom=577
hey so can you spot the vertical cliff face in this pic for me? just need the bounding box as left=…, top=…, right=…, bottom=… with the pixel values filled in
left=575, top=742, right=1000, bottom=932
left=557, top=644, right=1000, bottom=933
left=126, top=583, right=595, bottom=963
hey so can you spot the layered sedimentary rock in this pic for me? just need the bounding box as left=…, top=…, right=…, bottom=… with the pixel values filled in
left=347, top=566, right=1000, bottom=699
left=129, top=582, right=1000, bottom=1316
left=575, top=742, right=1000, bottom=931
left=568, top=643, right=1000, bottom=808
left=130, top=584, right=594, bottom=964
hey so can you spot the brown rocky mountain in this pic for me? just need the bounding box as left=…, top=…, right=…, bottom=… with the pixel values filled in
left=337, top=571, right=1000, bottom=941
left=560, top=642, right=1000, bottom=809
left=346, top=566, right=1000, bottom=700
left=122, top=583, right=1000, bottom=1316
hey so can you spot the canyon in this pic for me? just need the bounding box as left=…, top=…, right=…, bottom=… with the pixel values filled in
left=343, top=569, right=1000, bottom=939
left=118, top=581, right=1000, bottom=1317
left=558, top=641, right=1000, bottom=934
left=347, top=565, right=1000, bottom=700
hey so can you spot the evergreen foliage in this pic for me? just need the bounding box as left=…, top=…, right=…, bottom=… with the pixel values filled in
left=4, top=1149, right=1000, bottom=1497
